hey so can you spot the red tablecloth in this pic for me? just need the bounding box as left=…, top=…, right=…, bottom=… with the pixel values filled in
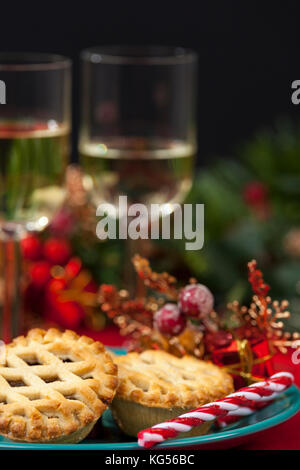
left=80, top=325, right=300, bottom=450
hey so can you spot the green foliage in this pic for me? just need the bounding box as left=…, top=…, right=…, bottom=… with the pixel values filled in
left=184, top=120, right=300, bottom=326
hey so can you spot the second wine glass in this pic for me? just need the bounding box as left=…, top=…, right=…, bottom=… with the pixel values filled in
left=79, top=46, right=197, bottom=291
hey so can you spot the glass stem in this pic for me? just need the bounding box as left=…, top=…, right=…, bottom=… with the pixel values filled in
left=0, top=235, right=23, bottom=342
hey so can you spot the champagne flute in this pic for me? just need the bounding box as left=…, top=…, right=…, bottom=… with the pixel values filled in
left=0, top=53, right=71, bottom=340
left=79, top=46, right=197, bottom=292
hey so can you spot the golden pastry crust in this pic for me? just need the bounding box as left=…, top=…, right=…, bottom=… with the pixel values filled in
left=114, top=350, right=233, bottom=409
left=0, top=328, right=118, bottom=443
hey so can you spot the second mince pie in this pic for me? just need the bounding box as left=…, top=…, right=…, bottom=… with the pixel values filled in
left=0, top=328, right=118, bottom=443
left=111, top=350, right=233, bottom=437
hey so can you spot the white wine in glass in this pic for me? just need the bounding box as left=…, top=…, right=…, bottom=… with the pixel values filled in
left=0, top=53, right=71, bottom=341
left=0, top=121, right=69, bottom=230
left=79, top=137, right=194, bottom=209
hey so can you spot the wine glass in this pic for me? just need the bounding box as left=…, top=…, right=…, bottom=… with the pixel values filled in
left=79, top=46, right=197, bottom=292
left=0, top=53, right=71, bottom=341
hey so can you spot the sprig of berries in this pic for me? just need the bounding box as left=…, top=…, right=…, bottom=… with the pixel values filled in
left=153, top=283, right=214, bottom=336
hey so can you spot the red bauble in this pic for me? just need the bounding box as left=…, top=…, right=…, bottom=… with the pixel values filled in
left=154, top=303, right=186, bottom=336
left=29, top=261, right=51, bottom=287
left=178, top=284, right=214, bottom=319
left=21, top=235, right=42, bottom=261
left=43, top=238, right=71, bottom=265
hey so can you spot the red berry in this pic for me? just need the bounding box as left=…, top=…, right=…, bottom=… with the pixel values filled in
left=243, top=181, right=267, bottom=207
left=65, top=257, right=82, bottom=279
left=101, top=284, right=116, bottom=294
left=21, top=235, right=42, bottom=261
left=29, top=261, right=51, bottom=287
left=48, top=278, right=67, bottom=293
left=154, top=303, right=186, bottom=336
left=56, top=301, right=84, bottom=329
left=43, top=238, right=71, bottom=265
left=179, top=284, right=214, bottom=318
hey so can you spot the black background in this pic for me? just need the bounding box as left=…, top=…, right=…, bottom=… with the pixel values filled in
left=1, top=1, right=299, bottom=164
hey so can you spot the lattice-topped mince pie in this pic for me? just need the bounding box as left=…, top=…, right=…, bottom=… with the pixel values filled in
left=111, top=350, right=233, bottom=437
left=0, top=329, right=118, bottom=443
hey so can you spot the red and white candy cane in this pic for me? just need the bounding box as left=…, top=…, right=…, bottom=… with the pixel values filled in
left=217, top=399, right=270, bottom=427
left=137, top=372, right=294, bottom=448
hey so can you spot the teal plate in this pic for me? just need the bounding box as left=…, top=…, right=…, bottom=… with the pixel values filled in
left=0, top=348, right=299, bottom=450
